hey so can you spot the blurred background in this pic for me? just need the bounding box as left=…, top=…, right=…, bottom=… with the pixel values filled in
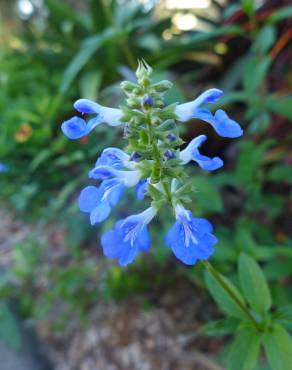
left=0, top=0, right=291, bottom=369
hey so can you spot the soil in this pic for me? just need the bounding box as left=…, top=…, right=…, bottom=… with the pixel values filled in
left=0, top=208, right=225, bottom=370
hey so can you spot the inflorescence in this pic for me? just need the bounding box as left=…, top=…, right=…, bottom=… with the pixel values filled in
left=61, top=61, right=243, bottom=266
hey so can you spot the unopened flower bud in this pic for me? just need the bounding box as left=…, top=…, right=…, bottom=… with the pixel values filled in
left=155, top=100, right=165, bottom=108
left=152, top=80, right=173, bottom=93
left=120, top=81, right=139, bottom=94
left=126, top=97, right=140, bottom=108
left=141, top=94, right=154, bottom=108
left=164, top=150, right=176, bottom=160
left=167, top=133, right=177, bottom=142
left=136, top=60, right=152, bottom=86
left=130, top=151, right=142, bottom=162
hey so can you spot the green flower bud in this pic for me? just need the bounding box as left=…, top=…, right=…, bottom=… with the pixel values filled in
left=120, top=81, right=139, bottom=94
left=155, top=100, right=165, bottom=108
left=126, top=97, right=140, bottom=108
left=158, top=119, right=176, bottom=131
left=136, top=60, right=153, bottom=86
left=152, top=80, right=173, bottom=93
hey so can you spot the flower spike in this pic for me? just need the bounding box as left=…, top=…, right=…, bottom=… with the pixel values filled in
left=61, top=61, right=243, bottom=266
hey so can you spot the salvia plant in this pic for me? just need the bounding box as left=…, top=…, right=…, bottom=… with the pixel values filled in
left=61, top=60, right=242, bottom=266
left=61, top=61, right=292, bottom=369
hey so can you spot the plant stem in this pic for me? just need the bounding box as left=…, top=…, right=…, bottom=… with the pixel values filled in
left=202, top=261, right=261, bottom=331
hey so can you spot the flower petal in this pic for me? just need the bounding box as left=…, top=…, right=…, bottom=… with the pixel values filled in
left=192, top=153, right=224, bottom=171
left=99, top=179, right=124, bottom=206
left=193, top=108, right=243, bottom=138
left=214, top=109, right=243, bottom=138
left=74, top=99, right=123, bottom=126
left=61, top=116, right=87, bottom=139
left=78, top=186, right=100, bottom=213
left=74, top=99, right=100, bottom=114
left=96, top=147, right=130, bottom=168
left=175, top=88, right=223, bottom=122
left=61, top=115, right=102, bottom=139
left=90, top=202, right=111, bottom=224
left=179, top=135, right=207, bottom=164
left=136, top=179, right=149, bottom=200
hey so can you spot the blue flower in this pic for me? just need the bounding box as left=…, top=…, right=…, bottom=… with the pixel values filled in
left=78, top=180, right=124, bottom=224
left=0, top=162, right=9, bottom=173
left=101, top=206, right=157, bottom=266
left=95, top=147, right=134, bottom=169
left=74, top=99, right=123, bottom=127
left=61, top=116, right=102, bottom=139
left=61, top=99, right=123, bottom=139
left=175, top=89, right=243, bottom=138
left=180, top=135, right=223, bottom=171
left=89, top=165, right=141, bottom=187
left=136, top=178, right=149, bottom=200
left=165, top=204, right=217, bottom=265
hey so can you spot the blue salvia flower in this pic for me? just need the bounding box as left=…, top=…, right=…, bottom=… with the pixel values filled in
left=0, top=162, right=9, bottom=173
left=101, top=206, right=157, bottom=266
left=79, top=180, right=125, bottom=224
left=180, top=135, right=223, bottom=171
left=61, top=61, right=243, bottom=266
left=89, top=165, right=141, bottom=187
left=175, top=88, right=243, bottom=138
left=95, top=147, right=135, bottom=169
left=165, top=204, right=217, bottom=265
left=61, top=99, right=123, bottom=139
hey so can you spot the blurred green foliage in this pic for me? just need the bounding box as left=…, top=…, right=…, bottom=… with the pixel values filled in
left=0, top=0, right=291, bottom=367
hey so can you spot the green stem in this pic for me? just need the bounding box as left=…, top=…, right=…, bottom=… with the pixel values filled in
left=202, top=261, right=261, bottom=331
left=162, top=181, right=172, bottom=202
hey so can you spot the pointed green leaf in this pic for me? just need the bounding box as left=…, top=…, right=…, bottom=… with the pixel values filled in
left=200, top=317, right=239, bottom=337
left=228, top=328, right=261, bottom=370
left=263, top=324, right=292, bottom=370
left=238, top=253, right=272, bottom=315
left=0, top=303, right=22, bottom=351
left=205, top=269, right=246, bottom=319
left=60, top=28, right=117, bottom=93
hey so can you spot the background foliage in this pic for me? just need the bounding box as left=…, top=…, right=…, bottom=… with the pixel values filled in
left=0, top=0, right=291, bottom=369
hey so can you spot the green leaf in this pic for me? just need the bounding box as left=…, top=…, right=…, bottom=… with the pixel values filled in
left=269, top=165, right=292, bottom=183
left=200, top=317, right=239, bottom=337
left=243, top=57, right=271, bottom=92
left=267, top=6, right=292, bottom=23
left=193, top=176, right=223, bottom=213
left=0, top=302, right=22, bottom=351
left=79, top=70, right=102, bottom=100
left=263, top=324, right=292, bottom=370
left=273, top=305, right=292, bottom=330
left=266, top=94, right=292, bottom=119
left=205, top=269, right=246, bottom=319
left=228, top=328, right=261, bottom=370
left=241, top=0, right=255, bottom=16
left=44, top=0, right=91, bottom=30
left=60, top=28, right=117, bottom=93
left=238, top=254, right=272, bottom=315
left=252, top=26, right=276, bottom=54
